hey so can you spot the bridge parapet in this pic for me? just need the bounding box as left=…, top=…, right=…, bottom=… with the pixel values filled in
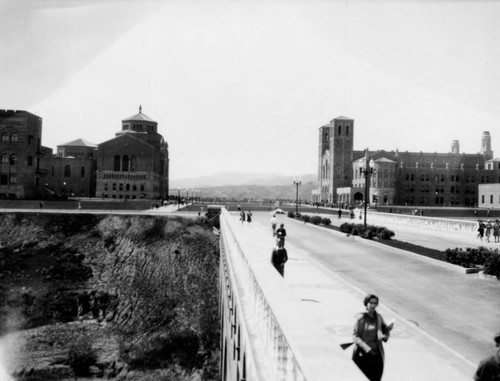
left=369, top=212, right=478, bottom=232
left=219, top=209, right=363, bottom=381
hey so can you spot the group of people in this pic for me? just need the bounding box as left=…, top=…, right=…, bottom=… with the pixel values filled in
left=477, top=219, right=500, bottom=243
left=239, top=210, right=252, bottom=224
left=269, top=214, right=288, bottom=277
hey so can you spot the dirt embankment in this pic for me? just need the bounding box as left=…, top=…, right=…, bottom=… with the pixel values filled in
left=0, top=213, right=220, bottom=380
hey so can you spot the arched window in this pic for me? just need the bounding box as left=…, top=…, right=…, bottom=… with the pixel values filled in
left=9, top=154, right=17, bottom=165
left=1, top=133, right=8, bottom=142
left=10, top=133, right=18, bottom=142
left=113, top=155, right=120, bottom=171
left=64, top=164, right=71, bottom=177
left=130, top=156, right=137, bottom=171
left=1, top=154, right=8, bottom=163
left=80, top=166, right=85, bottom=178
left=122, top=155, right=129, bottom=172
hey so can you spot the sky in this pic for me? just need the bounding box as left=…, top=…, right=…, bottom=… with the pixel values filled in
left=1, top=0, right=499, bottom=180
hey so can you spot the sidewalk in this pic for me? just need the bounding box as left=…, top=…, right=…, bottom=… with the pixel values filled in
left=230, top=213, right=475, bottom=381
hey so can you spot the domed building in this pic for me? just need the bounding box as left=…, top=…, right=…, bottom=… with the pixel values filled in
left=95, top=106, right=169, bottom=200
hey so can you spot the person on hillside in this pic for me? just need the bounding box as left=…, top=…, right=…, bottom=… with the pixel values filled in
left=352, top=294, right=394, bottom=381
left=493, top=220, right=500, bottom=243
left=473, top=331, right=500, bottom=381
left=276, top=223, right=287, bottom=245
left=485, top=221, right=493, bottom=243
left=240, top=210, right=246, bottom=224
left=270, top=239, right=288, bottom=277
left=246, top=210, right=252, bottom=223
left=270, top=214, right=278, bottom=236
left=478, top=220, right=486, bottom=242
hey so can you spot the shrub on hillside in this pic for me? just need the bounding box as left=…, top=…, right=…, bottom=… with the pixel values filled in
left=444, top=247, right=494, bottom=268
left=66, top=335, right=98, bottom=376
left=287, top=211, right=295, bottom=218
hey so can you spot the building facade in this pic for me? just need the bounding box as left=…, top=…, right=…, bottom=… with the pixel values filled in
left=95, top=108, right=169, bottom=200
left=319, top=117, right=497, bottom=207
left=0, top=108, right=169, bottom=200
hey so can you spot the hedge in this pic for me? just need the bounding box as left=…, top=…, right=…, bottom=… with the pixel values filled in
left=445, top=247, right=500, bottom=278
left=340, top=223, right=395, bottom=240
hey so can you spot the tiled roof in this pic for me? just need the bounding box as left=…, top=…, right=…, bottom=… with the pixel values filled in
left=122, top=107, right=157, bottom=123
left=59, top=138, right=97, bottom=147
left=333, top=115, right=353, bottom=120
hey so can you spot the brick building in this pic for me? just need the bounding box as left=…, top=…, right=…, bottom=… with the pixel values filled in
left=95, top=107, right=169, bottom=200
left=0, top=108, right=169, bottom=200
left=318, top=116, right=497, bottom=207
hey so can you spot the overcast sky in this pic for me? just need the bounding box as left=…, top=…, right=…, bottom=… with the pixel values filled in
left=1, top=0, right=499, bottom=180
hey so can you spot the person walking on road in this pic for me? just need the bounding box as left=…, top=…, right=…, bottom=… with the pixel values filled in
left=494, top=220, right=500, bottom=243
left=473, top=331, right=500, bottom=381
left=270, top=214, right=278, bottom=236
left=352, top=294, right=394, bottom=381
left=276, top=223, right=287, bottom=245
left=478, top=220, right=486, bottom=241
left=486, top=221, right=493, bottom=243
left=240, top=210, right=246, bottom=224
left=246, top=210, right=252, bottom=223
left=338, top=208, right=342, bottom=219
left=271, top=239, right=288, bottom=277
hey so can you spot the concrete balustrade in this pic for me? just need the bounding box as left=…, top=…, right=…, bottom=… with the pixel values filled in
left=368, top=212, right=478, bottom=232
left=219, top=209, right=363, bottom=381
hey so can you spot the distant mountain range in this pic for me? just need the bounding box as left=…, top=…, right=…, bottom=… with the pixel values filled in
left=170, top=172, right=317, bottom=189
left=169, top=172, right=317, bottom=201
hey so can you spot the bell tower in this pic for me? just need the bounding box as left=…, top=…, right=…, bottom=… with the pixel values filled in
left=479, top=131, right=493, bottom=160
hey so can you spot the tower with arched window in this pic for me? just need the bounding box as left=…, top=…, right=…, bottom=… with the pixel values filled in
left=95, top=107, right=169, bottom=200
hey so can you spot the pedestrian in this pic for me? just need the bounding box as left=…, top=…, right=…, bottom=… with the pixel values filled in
left=478, top=220, right=486, bottom=241
left=352, top=294, right=394, bottom=381
left=270, top=214, right=277, bottom=236
left=270, top=239, right=288, bottom=277
left=276, top=223, right=287, bottom=245
left=78, top=202, right=82, bottom=210
left=240, top=210, right=246, bottom=224
left=338, top=208, right=342, bottom=219
left=246, top=210, right=252, bottom=223
left=493, top=220, right=500, bottom=243
left=39, top=201, right=44, bottom=209
left=473, top=331, right=500, bottom=381
left=486, top=221, right=493, bottom=243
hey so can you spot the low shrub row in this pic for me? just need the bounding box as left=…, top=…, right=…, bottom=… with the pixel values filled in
left=444, top=247, right=500, bottom=277
left=288, top=212, right=331, bottom=226
left=339, top=223, right=395, bottom=240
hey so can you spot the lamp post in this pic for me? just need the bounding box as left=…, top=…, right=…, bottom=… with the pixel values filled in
left=177, top=189, right=180, bottom=210
left=359, top=149, right=375, bottom=227
left=293, top=179, right=301, bottom=216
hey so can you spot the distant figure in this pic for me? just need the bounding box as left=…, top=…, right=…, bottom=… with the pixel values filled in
left=338, top=208, right=342, bottom=219
left=487, top=208, right=491, bottom=217
left=474, top=210, right=479, bottom=217
left=271, top=239, right=288, bottom=277
left=78, top=202, right=82, bottom=210
left=237, top=204, right=241, bottom=212
left=493, top=220, right=500, bottom=243
left=246, top=211, right=252, bottom=223
left=477, top=220, right=486, bottom=241
left=276, top=223, right=287, bottom=245
left=485, top=221, right=493, bottom=243
left=352, top=294, right=394, bottom=381
left=473, top=331, right=500, bottom=381
left=39, top=201, right=44, bottom=209
left=240, top=211, right=246, bottom=224
left=270, top=214, right=278, bottom=236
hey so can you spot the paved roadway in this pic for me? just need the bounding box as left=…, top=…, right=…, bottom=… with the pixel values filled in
left=250, top=212, right=500, bottom=371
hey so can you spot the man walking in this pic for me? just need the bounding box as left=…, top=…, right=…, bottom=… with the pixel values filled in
left=271, top=240, right=288, bottom=277
left=276, top=223, right=287, bottom=245
left=474, top=331, right=500, bottom=381
left=270, top=214, right=277, bottom=236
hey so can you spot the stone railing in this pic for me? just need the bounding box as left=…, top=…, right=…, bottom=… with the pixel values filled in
left=368, top=212, right=478, bottom=233
left=219, top=209, right=362, bottom=381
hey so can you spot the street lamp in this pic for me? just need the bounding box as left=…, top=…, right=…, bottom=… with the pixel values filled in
left=359, top=149, right=375, bottom=226
left=293, top=178, right=301, bottom=216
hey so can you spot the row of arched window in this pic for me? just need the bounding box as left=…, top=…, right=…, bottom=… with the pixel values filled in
left=1, top=132, right=19, bottom=142
left=50, top=165, right=86, bottom=178
left=1, top=153, right=17, bottom=165
left=114, top=155, right=137, bottom=172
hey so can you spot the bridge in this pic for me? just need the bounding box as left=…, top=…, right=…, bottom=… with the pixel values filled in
left=218, top=208, right=500, bottom=381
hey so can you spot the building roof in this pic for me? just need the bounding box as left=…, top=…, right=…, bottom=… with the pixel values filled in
left=59, top=138, right=97, bottom=147
left=485, top=157, right=500, bottom=162
left=333, top=116, right=354, bottom=120
left=122, top=106, right=157, bottom=123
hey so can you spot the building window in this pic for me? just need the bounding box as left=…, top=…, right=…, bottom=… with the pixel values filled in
left=64, top=164, right=71, bottom=177
left=122, top=155, right=129, bottom=172
left=491, top=195, right=494, bottom=204
left=10, top=133, right=18, bottom=142
left=0, top=173, right=7, bottom=185
left=338, top=125, right=341, bottom=135
left=130, top=156, right=137, bottom=171
left=80, top=166, right=85, bottom=178
left=114, top=155, right=120, bottom=171
left=104, top=183, right=109, bottom=191
left=1, top=133, right=8, bottom=142
left=132, top=184, right=137, bottom=191
left=112, top=183, right=117, bottom=191
left=126, top=183, right=130, bottom=191
left=119, top=183, right=123, bottom=191
left=9, top=173, right=16, bottom=184
left=482, top=195, right=485, bottom=204
left=1, top=154, right=8, bottom=164
left=346, top=126, right=349, bottom=136
left=10, top=154, right=18, bottom=165
left=51, top=165, right=55, bottom=176
left=28, top=135, right=33, bottom=145
left=140, top=184, right=145, bottom=191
